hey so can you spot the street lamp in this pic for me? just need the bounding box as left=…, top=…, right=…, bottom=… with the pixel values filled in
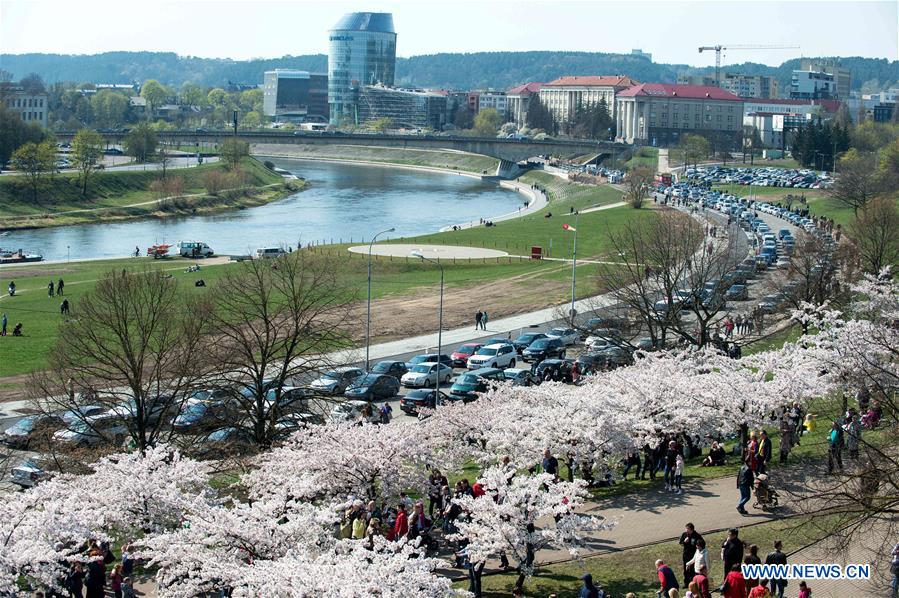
left=365, top=227, right=395, bottom=371
left=411, top=250, right=445, bottom=406
left=566, top=211, right=579, bottom=322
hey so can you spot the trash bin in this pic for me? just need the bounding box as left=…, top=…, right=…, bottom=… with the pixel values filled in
left=531, top=246, right=543, bottom=260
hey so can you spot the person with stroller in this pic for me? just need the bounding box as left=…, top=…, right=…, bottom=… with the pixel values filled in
left=753, top=473, right=779, bottom=509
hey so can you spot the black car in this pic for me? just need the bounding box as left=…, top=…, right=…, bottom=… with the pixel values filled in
left=343, top=374, right=401, bottom=401
left=449, top=368, right=504, bottom=402
left=581, top=316, right=627, bottom=339
left=399, top=390, right=451, bottom=415
left=503, top=368, right=536, bottom=386
left=534, top=359, right=576, bottom=383
left=512, top=332, right=547, bottom=353
left=521, top=337, right=566, bottom=363
left=596, top=346, right=634, bottom=369
left=575, top=353, right=606, bottom=375
left=370, top=360, right=408, bottom=379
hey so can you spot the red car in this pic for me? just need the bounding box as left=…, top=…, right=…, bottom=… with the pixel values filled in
left=451, top=343, right=483, bottom=368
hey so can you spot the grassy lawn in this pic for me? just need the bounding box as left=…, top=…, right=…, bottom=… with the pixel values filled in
left=0, top=158, right=280, bottom=218
left=470, top=515, right=835, bottom=597
left=625, top=147, right=659, bottom=172
left=255, top=144, right=500, bottom=174
left=743, top=323, right=803, bottom=355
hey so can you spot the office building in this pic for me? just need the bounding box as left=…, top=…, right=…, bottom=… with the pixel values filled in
left=743, top=112, right=811, bottom=148
left=790, top=69, right=837, bottom=100
left=477, top=91, right=508, bottom=118
left=742, top=98, right=841, bottom=118
left=355, top=85, right=447, bottom=129
left=615, top=83, right=743, bottom=147
left=263, top=69, right=329, bottom=123
left=0, top=83, right=48, bottom=128
left=801, top=59, right=851, bottom=99
left=720, top=73, right=778, bottom=99
left=507, top=82, right=544, bottom=126
left=677, top=74, right=718, bottom=87
left=328, top=12, right=397, bottom=124
left=538, top=75, right=640, bottom=125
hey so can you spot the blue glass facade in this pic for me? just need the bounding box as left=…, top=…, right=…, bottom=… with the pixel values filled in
left=328, top=12, right=397, bottom=124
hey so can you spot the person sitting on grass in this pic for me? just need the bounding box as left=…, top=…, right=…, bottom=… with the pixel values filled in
left=12, top=322, right=23, bottom=336
left=701, top=441, right=727, bottom=467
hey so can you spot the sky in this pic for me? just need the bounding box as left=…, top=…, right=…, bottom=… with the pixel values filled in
left=1, top=0, right=896, bottom=66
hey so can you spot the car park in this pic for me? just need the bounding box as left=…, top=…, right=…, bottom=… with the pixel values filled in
left=503, top=368, right=536, bottom=386
left=512, top=332, right=547, bottom=353
left=399, top=390, right=451, bottom=416
left=467, top=343, right=517, bottom=370
left=521, top=337, right=566, bottom=363
left=545, top=327, right=579, bottom=346
left=401, top=362, right=454, bottom=387
left=450, top=343, right=484, bottom=367
left=343, top=374, right=400, bottom=401
left=310, top=367, right=366, bottom=395
left=449, top=368, right=505, bottom=402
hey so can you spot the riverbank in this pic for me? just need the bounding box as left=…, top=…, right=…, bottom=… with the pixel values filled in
left=0, top=159, right=293, bottom=231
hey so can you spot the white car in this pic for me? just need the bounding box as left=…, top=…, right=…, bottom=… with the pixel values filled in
left=585, top=336, right=618, bottom=352
left=466, top=344, right=517, bottom=370
left=401, top=362, right=454, bottom=387
left=53, top=415, right=127, bottom=447
left=545, top=327, right=579, bottom=346
left=776, top=258, right=791, bottom=269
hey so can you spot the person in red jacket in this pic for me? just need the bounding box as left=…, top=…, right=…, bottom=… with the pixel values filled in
left=722, top=563, right=747, bottom=598
left=656, top=559, right=680, bottom=597
left=392, top=503, right=409, bottom=540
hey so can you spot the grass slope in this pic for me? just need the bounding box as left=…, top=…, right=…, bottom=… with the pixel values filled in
left=0, top=158, right=282, bottom=218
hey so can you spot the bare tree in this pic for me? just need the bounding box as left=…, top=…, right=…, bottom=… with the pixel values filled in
left=849, top=196, right=899, bottom=274
left=624, top=165, right=654, bottom=209
left=829, top=151, right=881, bottom=216
left=30, top=269, right=213, bottom=454
left=206, top=251, right=357, bottom=448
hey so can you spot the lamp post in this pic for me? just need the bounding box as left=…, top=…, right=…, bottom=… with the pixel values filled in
left=365, top=227, right=395, bottom=371
left=411, top=250, right=445, bottom=406
left=567, top=210, right=579, bottom=323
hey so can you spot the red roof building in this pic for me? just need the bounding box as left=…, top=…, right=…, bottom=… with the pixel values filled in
left=507, top=82, right=545, bottom=125
left=615, top=83, right=744, bottom=148
left=538, top=75, right=641, bottom=125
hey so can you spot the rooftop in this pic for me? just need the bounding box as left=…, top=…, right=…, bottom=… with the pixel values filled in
left=544, top=76, right=641, bottom=88
left=742, top=97, right=842, bottom=112
left=507, top=82, right=544, bottom=95
left=331, top=12, right=395, bottom=34
left=618, top=83, right=742, bottom=101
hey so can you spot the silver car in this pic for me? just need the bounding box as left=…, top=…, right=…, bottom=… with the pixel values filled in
left=311, top=368, right=365, bottom=395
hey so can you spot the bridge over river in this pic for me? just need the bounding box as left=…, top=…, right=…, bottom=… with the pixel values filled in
left=55, top=130, right=629, bottom=178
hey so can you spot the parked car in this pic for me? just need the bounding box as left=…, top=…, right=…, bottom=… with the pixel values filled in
left=503, top=368, right=536, bottom=386
left=449, top=368, right=505, bottom=402
left=725, top=284, right=749, bottom=301
left=757, top=295, right=781, bottom=314
left=521, top=337, right=566, bottom=363
left=545, top=327, right=579, bottom=346
left=310, top=367, right=365, bottom=395
left=329, top=400, right=370, bottom=424
left=512, top=332, right=547, bottom=353
left=580, top=316, right=627, bottom=339
left=399, top=390, right=451, bottom=416
left=195, top=427, right=254, bottom=456
left=10, top=459, right=51, bottom=489
left=450, top=343, right=484, bottom=368
left=467, top=343, right=517, bottom=370
left=370, top=360, right=408, bottom=379
left=584, top=335, right=620, bottom=352
left=178, top=241, right=214, bottom=258
left=343, top=374, right=400, bottom=401
left=534, top=359, right=576, bottom=383
left=406, top=353, right=454, bottom=369
left=401, top=362, right=454, bottom=388
left=254, top=247, right=286, bottom=259
left=171, top=399, right=233, bottom=432
left=58, top=405, right=106, bottom=425
left=575, top=353, right=606, bottom=375
left=2, top=415, right=64, bottom=449
left=53, top=415, right=128, bottom=447
left=595, top=346, right=634, bottom=369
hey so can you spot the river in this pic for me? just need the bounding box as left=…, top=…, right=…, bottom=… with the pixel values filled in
left=2, top=159, right=525, bottom=262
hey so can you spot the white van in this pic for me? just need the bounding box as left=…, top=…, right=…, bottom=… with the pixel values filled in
left=254, top=247, right=286, bottom=260
left=179, top=241, right=214, bottom=258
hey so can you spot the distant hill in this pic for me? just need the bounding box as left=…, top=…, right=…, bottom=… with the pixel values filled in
left=1, top=51, right=895, bottom=94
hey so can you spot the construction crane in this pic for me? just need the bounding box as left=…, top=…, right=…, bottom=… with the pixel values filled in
left=698, top=44, right=800, bottom=85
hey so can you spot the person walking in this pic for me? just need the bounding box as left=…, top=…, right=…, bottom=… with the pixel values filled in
left=890, top=542, right=898, bottom=598
left=48, top=281, right=55, bottom=298
left=737, top=456, right=754, bottom=515
left=656, top=560, right=680, bottom=598
left=57, top=278, right=64, bottom=295
left=685, top=539, right=709, bottom=586
left=664, top=440, right=678, bottom=492
left=542, top=448, right=559, bottom=477
left=674, top=453, right=685, bottom=494
left=744, top=545, right=762, bottom=590
left=110, top=564, right=124, bottom=598
left=827, top=420, right=844, bottom=473
left=61, top=298, right=70, bottom=316
left=579, top=573, right=600, bottom=598
left=7, top=281, right=15, bottom=296
left=1, top=313, right=6, bottom=336
left=765, top=541, right=788, bottom=598
left=475, top=311, right=482, bottom=331
left=679, top=523, right=704, bottom=585
left=642, top=443, right=657, bottom=480
left=778, top=413, right=794, bottom=464
left=482, top=311, right=489, bottom=330
left=844, top=413, right=861, bottom=459
left=722, top=563, right=747, bottom=598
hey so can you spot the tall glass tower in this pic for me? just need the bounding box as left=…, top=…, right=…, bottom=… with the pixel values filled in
left=328, top=12, right=397, bottom=125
